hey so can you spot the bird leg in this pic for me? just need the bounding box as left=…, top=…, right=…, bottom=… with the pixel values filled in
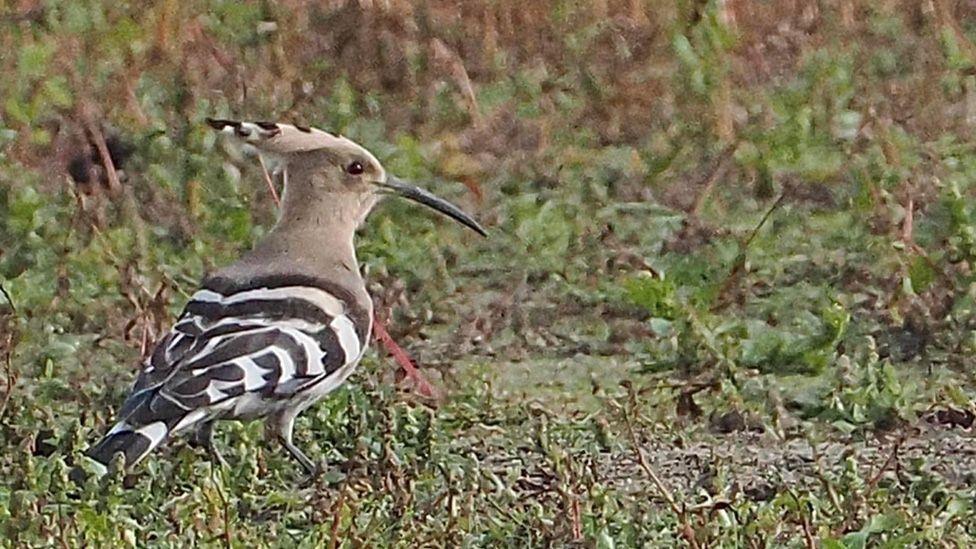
left=280, top=435, right=317, bottom=476
left=192, top=421, right=228, bottom=468
left=268, top=411, right=318, bottom=476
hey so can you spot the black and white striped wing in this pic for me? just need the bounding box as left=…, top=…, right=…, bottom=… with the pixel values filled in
left=91, top=277, right=370, bottom=466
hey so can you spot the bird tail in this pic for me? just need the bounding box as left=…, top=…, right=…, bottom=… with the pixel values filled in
left=86, top=420, right=173, bottom=472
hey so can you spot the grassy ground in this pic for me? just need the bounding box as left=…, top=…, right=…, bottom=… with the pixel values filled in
left=2, top=0, right=976, bottom=546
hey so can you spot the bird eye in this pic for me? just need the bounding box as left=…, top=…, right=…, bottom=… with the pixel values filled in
left=346, top=161, right=364, bottom=175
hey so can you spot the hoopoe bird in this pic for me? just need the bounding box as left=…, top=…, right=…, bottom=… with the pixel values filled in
left=84, top=119, right=486, bottom=475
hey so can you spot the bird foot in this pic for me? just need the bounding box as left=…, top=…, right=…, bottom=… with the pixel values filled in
left=298, top=463, right=327, bottom=487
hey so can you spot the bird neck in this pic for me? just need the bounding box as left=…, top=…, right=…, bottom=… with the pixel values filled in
left=260, top=209, right=361, bottom=281
left=217, top=199, right=364, bottom=298
left=264, top=168, right=368, bottom=276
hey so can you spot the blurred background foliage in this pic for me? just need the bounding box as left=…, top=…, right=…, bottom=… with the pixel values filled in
left=1, top=0, right=976, bottom=546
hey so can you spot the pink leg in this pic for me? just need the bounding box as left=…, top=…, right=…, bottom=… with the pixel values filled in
left=372, top=316, right=437, bottom=398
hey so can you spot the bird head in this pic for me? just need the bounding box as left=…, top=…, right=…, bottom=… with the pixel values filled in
left=207, top=118, right=486, bottom=237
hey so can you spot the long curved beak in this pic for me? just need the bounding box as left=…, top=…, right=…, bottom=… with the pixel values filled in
left=378, top=176, right=487, bottom=237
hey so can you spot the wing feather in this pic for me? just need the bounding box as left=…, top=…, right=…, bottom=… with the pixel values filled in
left=115, top=280, right=364, bottom=431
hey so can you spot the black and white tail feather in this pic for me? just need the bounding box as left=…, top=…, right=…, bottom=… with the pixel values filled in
left=86, top=275, right=370, bottom=474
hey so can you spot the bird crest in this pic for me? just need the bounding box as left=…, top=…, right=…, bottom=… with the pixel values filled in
left=205, top=118, right=381, bottom=167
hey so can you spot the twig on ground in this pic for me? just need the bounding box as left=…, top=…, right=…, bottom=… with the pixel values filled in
left=570, top=494, right=582, bottom=541
left=79, top=105, right=122, bottom=195
left=621, top=408, right=679, bottom=511
left=257, top=154, right=281, bottom=208
left=372, top=316, right=438, bottom=399
left=430, top=38, right=481, bottom=127
left=809, top=440, right=842, bottom=512
left=798, top=497, right=816, bottom=549
left=437, top=462, right=459, bottom=544
left=690, top=144, right=736, bottom=217
left=483, top=492, right=529, bottom=530
left=554, top=471, right=583, bottom=541
left=712, top=192, right=787, bottom=311
left=78, top=104, right=149, bottom=255
left=618, top=387, right=700, bottom=549
left=0, top=283, right=14, bottom=313
left=901, top=186, right=914, bottom=246
left=209, top=466, right=233, bottom=549
left=783, top=490, right=816, bottom=549
left=831, top=435, right=901, bottom=536
left=0, top=333, right=17, bottom=422
left=867, top=436, right=904, bottom=489
left=328, top=481, right=349, bottom=549
left=56, top=502, right=69, bottom=549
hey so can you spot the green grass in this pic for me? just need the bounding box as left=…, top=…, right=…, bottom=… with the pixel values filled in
left=2, top=0, right=976, bottom=546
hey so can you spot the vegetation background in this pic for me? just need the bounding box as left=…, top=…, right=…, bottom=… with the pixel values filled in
left=1, top=0, right=975, bottom=546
